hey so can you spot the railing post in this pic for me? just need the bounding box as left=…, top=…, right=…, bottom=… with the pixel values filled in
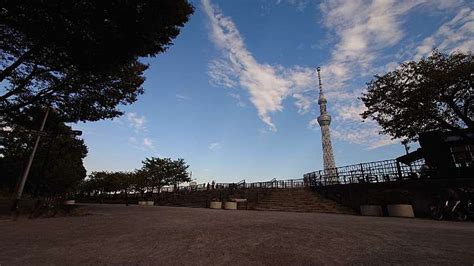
left=396, top=161, right=403, bottom=180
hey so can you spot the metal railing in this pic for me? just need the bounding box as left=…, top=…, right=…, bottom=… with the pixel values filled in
left=304, top=159, right=425, bottom=186
left=158, top=159, right=427, bottom=193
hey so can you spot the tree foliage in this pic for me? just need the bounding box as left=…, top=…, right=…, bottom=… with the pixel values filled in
left=0, top=108, right=87, bottom=195
left=0, top=0, right=193, bottom=122
left=141, top=157, right=190, bottom=192
left=80, top=157, right=190, bottom=196
left=361, top=51, right=473, bottom=141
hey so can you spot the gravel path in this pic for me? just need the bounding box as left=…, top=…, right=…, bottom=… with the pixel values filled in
left=0, top=204, right=473, bottom=265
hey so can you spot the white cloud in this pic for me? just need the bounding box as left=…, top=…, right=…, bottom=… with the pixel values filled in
left=276, top=0, right=310, bottom=11
left=202, top=0, right=316, bottom=132
left=332, top=125, right=396, bottom=150
left=123, top=112, right=156, bottom=151
left=176, top=94, right=191, bottom=101
left=129, top=136, right=155, bottom=151
left=414, top=7, right=474, bottom=59
left=317, top=0, right=469, bottom=148
left=208, top=142, right=222, bottom=150
left=126, top=112, right=146, bottom=132
left=203, top=0, right=471, bottom=149
left=228, top=93, right=246, bottom=107
left=142, top=138, right=154, bottom=149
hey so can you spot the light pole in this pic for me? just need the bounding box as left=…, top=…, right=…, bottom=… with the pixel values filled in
left=11, top=107, right=50, bottom=218
left=401, top=139, right=413, bottom=173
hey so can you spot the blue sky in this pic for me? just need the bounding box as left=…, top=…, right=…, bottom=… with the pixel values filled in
left=75, top=0, right=473, bottom=183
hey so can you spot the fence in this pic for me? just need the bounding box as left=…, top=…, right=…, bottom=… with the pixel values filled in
left=157, top=159, right=426, bottom=193
left=304, top=159, right=425, bottom=186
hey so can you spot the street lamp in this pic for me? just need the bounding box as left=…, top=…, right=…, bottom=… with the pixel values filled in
left=401, top=139, right=413, bottom=173
left=10, top=108, right=82, bottom=219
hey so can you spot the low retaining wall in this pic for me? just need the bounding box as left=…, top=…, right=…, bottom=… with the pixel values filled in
left=314, top=178, right=474, bottom=217
left=78, top=188, right=271, bottom=210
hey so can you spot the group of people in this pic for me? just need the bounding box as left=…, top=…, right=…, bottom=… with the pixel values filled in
left=206, top=181, right=216, bottom=190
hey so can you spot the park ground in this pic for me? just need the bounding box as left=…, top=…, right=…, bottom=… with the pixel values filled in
left=0, top=204, right=473, bottom=265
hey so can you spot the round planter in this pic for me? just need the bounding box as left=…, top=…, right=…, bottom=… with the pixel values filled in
left=63, top=200, right=75, bottom=205
left=360, top=205, right=383, bottom=216
left=224, top=201, right=237, bottom=210
left=209, top=201, right=222, bottom=209
left=387, top=204, right=415, bottom=218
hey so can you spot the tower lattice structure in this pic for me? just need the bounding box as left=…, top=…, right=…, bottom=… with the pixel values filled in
left=316, top=67, right=336, bottom=175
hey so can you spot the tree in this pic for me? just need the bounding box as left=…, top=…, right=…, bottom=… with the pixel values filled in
left=0, top=0, right=194, bottom=122
left=141, top=157, right=190, bottom=194
left=0, top=108, right=87, bottom=195
left=361, top=51, right=473, bottom=141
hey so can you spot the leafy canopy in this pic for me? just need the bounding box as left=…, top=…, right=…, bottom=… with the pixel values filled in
left=361, top=51, right=473, bottom=141
left=81, top=157, right=191, bottom=194
left=0, top=0, right=193, bottom=122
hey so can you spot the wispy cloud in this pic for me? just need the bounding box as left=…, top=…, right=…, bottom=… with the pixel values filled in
left=202, top=0, right=316, bottom=132
left=276, top=0, right=310, bottom=11
left=208, top=142, right=222, bottom=151
left=129, top=136, right=155, bottom=151
left=414, top=7, right=474, bottom=59
left=228, top=93, right=246, bottom=107
left=142, top=138, right=154, bottom=149
left=176, top=94, right=191, bottom=101
left=122, top=112, right=156, bottom=151
left=316, top=0, right=468, bottom=147
left=126, top=112, right=147, bottom=132
left=203, top=0, right=471, bottom=149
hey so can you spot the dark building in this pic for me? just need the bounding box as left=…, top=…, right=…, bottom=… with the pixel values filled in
left=397, top=129, right=473, bottom=178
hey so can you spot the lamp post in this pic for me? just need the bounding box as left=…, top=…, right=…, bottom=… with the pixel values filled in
left=401, top=139, right=413, bottom=173
left=10, top=108, right=83, bottom=219
left=11, top=108, right=50, bottom=218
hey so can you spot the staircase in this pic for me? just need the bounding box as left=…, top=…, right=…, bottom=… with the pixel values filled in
left=255, top=188, right=356, bottom=215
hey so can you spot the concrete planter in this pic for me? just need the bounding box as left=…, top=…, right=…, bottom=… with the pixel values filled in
left=387, top=204, right=415, bottom=218
left=224, top=201, right=237, bottom=210
left=360, top=205, right=383, bottom=216
left=138, top=201, right=154, bottom=206
left=209, top=201, right=222, bottom=209
left=63, top=200, right=76, bottom=205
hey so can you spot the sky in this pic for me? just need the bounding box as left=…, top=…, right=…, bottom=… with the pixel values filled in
left=75, top=0, right=474, bottom=183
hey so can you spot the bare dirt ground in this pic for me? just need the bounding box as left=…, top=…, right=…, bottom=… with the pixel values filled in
left=0, top=204, right=473, bottom=265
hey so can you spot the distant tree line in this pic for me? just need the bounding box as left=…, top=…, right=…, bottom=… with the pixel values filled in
left=80, top=157, right=191, bottom=200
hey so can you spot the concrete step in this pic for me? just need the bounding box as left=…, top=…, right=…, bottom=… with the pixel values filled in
left=255, top=189, right=356, bottom=215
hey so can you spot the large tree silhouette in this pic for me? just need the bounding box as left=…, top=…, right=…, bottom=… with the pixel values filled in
left=0, top=0, right=193, bottom=121
left=361, top=51, right=473, bottom=141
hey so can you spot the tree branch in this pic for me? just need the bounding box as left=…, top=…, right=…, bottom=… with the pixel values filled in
left=0, top=66, right=39, bottom=101
left=446, top=98, right=474, bottom=129
left=2, top=80, right=67, bottom=113
left=0, top=49, right=36, bottom=82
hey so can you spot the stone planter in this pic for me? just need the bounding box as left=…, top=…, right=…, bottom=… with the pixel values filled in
left=63, top=200, right=75, bottom=205
left=209, top=201, right=222, bottom=209
left=224, top=201, right=237, bottom=210
left=146, top=201, right=154, bottom=206
left=360, top=205, right=383, bottom=216
left=138, top=201, right=147, bottom=206
left=387, top=204, right=415, bottom=218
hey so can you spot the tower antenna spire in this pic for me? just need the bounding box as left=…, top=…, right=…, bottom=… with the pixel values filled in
left=317, top=66, right=323, bottom=94
left=316, top=66, right=336, bottom=181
